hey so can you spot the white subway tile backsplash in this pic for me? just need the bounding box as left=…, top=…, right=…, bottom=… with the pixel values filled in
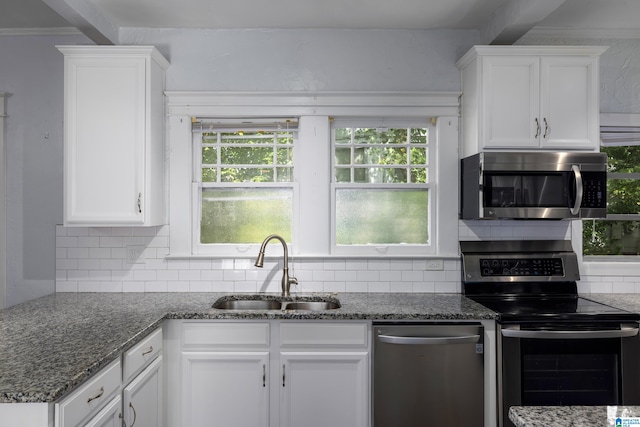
left=55, top=224, right=639, bottom=295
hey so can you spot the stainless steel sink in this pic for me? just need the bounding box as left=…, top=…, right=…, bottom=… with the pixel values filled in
left=213, top=299, right=283, bottom=310
left=212, top=295, right=340, bottom=311
left=282, top=301, right=340, bottom=311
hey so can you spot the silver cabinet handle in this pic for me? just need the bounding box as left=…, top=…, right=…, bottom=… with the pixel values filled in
left=129, top=402, right=137, bottom=427
left=570, top=164, right=583, bottom=216
left=543, top=117, right=549, bottom=138
left=502, top=325, right=639, bottom=339
left=262, top=364, right=266, bottom=387
left=137, top=193, right=142, bottom=213
left=141, top=346, right=153, bottom=356
left=87, top=386, right=104, bottom=403
left=377, top=334, right=480, bottom=345
left=282, top=364, right=286, bottom=387
left=534, top=118, right=540, bottom=138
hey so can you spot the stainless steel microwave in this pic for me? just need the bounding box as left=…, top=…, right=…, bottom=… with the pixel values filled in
left=460, top=152, right=607, bottom=220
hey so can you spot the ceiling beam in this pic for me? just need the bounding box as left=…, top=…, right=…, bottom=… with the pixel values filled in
left=42, top=0, right=118, bottom=44
left=480, top=0, right=567, bottom=45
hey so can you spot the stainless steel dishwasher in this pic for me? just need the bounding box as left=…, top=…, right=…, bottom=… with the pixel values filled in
left=373, top=323, right=484, bottom=426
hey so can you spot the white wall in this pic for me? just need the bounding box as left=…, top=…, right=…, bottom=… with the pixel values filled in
left=0, top=33, right=90, bottom=306
left=3, top=29, right=640, bottom=305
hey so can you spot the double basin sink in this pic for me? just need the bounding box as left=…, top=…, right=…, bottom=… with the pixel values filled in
left=213, top=294, right=341, bottom=311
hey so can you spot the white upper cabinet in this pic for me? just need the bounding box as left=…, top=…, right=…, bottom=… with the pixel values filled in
left=58, top=46, right=169, bottom=226
left=457, top=46, right=607, bottom=157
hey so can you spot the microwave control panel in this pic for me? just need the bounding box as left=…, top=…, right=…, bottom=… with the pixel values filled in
left=479, top=258, right=564, bottom=277
left=581, top=172, right=606, bottom=208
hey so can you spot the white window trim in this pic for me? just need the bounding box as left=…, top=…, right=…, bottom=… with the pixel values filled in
left=165, top=91, right=460, bottom=259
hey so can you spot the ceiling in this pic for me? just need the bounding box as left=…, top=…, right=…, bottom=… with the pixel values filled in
left=1, top=0, right=640, bottom=44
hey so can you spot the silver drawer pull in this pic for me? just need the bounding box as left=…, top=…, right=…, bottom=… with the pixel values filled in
left=87, top=386, right=104, bottom=403
left=141, top=346, right=153, bottom=356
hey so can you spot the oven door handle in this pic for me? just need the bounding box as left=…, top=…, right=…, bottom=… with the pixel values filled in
left=502, top=325, right=639, bottom=339
left=377, top=334, right=481, bottom=345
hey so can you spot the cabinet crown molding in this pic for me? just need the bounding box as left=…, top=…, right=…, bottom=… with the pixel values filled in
left=457, top=45, right=608, bottom=70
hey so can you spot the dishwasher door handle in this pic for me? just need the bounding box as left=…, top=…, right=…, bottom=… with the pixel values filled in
left=377, top=334, right=481, bottom=345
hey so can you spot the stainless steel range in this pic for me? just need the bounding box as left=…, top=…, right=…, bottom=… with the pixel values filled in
left=461, top=240, right=640, bottom=427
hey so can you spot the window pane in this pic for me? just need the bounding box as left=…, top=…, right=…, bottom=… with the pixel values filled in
left=608, top=179, right=640, bottom=214
left=202, top=168, right=217, bottom=182
left=220, top=167, right=273, bottom=182
left=583, top=220, right=640, bottom=255
left=335, top=147, right=351, bottom=165
left=604, top=145, right=640, bottom=173
left=201, top=188, right=292, bottom=244
left=202, top=146, right=217, bottom=165
left=335, top=168, right=351, bottom=183
left=335, top=189, right=428, bottom=245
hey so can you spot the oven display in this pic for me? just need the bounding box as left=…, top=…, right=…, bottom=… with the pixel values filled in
left=479, top=258, right=564, bottom=276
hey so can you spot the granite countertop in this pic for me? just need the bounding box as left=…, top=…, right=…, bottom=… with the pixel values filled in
left=0, top=292, right=496, bottom=404
left=509, top=405, right=640, bottom=426
left=585, top=294, right=640, bottom=313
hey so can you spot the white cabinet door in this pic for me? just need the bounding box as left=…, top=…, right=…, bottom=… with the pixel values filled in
left=481, top=55, right=540, bottom=149
left=181, top=351, right=270, bottom=427
left=540, top=55, right=600, bottom=150
left=122, top=355, right=163, bottom=427
left=58, top=46, right=168, bottom=226
left=279, top=352, right=369, bottom=427
left=85, top=396, right=122, bottom=427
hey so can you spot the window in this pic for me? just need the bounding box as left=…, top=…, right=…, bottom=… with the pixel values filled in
left=583, top=116, right=640, bottom=258
left=166, top=92, right=460, bottom=258
left=331, top=120, right=434, bottom=255
left=193, top=119, right=297, bottom=254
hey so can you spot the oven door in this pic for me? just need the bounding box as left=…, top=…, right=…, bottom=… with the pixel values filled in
left=498, top=322, right=640, bottom=427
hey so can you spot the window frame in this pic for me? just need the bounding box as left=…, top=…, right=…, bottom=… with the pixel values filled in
left=577, top=113, right=640, bottom=275
left=330, top=119, right=437, bottom=256
left=165, top=91, right=460, bottom=259
left=191, top=120, right=299, bottom=256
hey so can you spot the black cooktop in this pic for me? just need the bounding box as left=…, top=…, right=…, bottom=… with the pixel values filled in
left=467, top=294, right=640, bottom=323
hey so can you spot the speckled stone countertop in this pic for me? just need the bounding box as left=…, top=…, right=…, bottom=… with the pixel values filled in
left=585, top=294, right=640, bottom=313
left=509, top=406, right=640, bottom=426
left=0, top=292, right=495, bottom=404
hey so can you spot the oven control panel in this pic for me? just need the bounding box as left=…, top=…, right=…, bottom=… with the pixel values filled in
left=479, top=258, right=564, bottom=277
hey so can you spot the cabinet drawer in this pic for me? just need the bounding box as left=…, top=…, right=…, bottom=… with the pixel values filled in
left=123, top=328, right=163, bottom=384
left=280, top=322, right=369, bottom=348
left=182, top=322, right=270, bottom=350
left=55, top=358, right=121, bottom=427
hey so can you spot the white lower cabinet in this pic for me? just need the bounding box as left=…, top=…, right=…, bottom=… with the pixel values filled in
left=122, top=355, right=163, bottom=427
left=55, top=327, right=163, bottom=427
left=171, top=320, right=370, bottom=427
left=182, top=352, right=270, bottom=427
left=280, top=352, right=368, bottom=427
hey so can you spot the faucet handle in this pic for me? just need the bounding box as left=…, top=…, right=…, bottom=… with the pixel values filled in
left=289, top=277, right=299, bottom=286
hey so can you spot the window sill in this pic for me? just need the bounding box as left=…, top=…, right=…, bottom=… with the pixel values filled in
left=582, top=257, right=640, bottom=276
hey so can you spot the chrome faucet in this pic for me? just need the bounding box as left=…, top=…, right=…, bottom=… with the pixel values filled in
left=254, top=234, right=298, bottom=296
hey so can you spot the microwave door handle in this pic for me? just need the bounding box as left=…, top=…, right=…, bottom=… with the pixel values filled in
left=570, top=164, right=583, bottom=216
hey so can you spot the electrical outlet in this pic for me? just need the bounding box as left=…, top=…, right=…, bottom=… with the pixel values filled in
left=425, top=259, right=443, bottom=270
left=126, top=245, right=146, bottom=264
